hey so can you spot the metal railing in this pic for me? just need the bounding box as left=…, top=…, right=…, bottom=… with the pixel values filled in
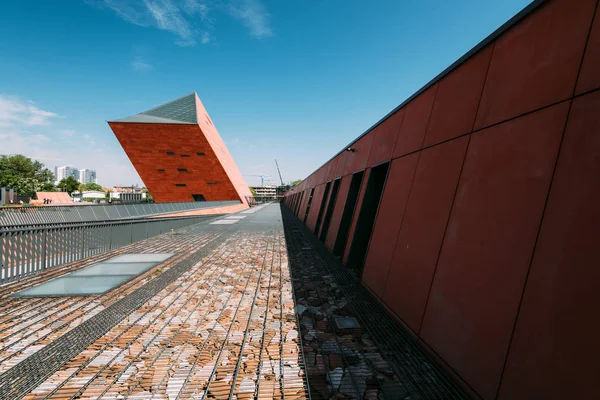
left=0, top=200, right=239, bottom=227
left=0, top=215, right=212, bottom=284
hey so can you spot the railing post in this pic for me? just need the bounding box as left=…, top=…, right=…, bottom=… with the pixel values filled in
left=42, top=230, right=47, bottom=270
left=80, top=227, right=85, bottom=259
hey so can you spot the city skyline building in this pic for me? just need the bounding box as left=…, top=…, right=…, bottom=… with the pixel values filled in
left=54, top=165, right=97, bottom=185
left=78, top=168, right=97, bottom=184
left=54, top=165, right=79, bottom=184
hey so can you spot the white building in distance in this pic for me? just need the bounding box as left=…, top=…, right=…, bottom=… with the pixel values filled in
left=79, top=169, right=97, bottom=184
left=54, top=165, right=79, bottom=184
left=54, top=165, right=97, bottom=184
left=250, top=185, right=277, bottom=199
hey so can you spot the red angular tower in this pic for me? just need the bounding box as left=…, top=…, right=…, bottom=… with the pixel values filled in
left=108, top=93, right=251, bottom=205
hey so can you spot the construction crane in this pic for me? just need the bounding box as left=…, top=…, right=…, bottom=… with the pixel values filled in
left=244, top=174, right=272, bottom=186
left=275, top=159, right=284, bottom=186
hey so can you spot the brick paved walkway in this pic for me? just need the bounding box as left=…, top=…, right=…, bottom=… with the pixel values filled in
left=0, top=204, right=464, bottom=400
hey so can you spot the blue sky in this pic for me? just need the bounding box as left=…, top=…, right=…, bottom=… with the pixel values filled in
left=0, top=0, right=531, bottom=187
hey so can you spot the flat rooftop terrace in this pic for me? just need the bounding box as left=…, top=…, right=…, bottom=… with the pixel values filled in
left=0, top=204, right=464, bottom=400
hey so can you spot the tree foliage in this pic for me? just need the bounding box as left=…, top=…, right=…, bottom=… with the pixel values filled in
left=57, top=176, right=80, bottom=195
left=290, top=179, right=302, bottom=187
left=0, top=154, right=56, bottom=197
left=142, top=188, right=153, bottom=202
left=80, top=182, right=103, bottom=191
left=249, top=187, right=256, bottom=196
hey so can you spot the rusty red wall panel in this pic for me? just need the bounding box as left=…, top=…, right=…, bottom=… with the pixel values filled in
left=393, top=85, right=438, bottom=158
left=342, top=169, right=371, bottom=264
left=498, top=92, right=600, bottom=400
left=343, top=133, right=375, bottom=175
left=420, top=102, right=569, bottom=399
left=332, top=151, right=350, bottom=178
left=326, top=157, right=339, bottom=181
left=474, top=0, right=595, bottom=130
left=325, top=175, right=352, bottom=251
left=367, top=110, right=404, bottom=167
left=298, top=189, right=311, bottom=220
left=306, top=184, right=326, bottom=233
left=362, top=154, right=418, bottom=298
left=424, top=46, right=492, bottom=147
left=383, top=137, right=468, bottom=333
left=576, top=1, right=600, bottom=94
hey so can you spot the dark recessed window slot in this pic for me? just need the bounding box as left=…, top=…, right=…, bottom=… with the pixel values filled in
left=157, top=169, right=165, bottom=173
left=180, top=154, right=190, bottom=157
left=175, top=183, right=186, bottom=187
left=166, top=151, right=175, bottom=156
left=206, top=181, right=217, bottom=185
left=177, top=168, right=188, bottom=173
left=197, top=152, right=205, bottom=156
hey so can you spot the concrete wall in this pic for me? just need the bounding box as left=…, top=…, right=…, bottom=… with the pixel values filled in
left=284, top=0, right=600, bottom=398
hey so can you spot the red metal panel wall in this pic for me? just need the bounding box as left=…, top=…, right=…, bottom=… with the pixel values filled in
left=576, top=1, right=600, bottom=94
left=362, top=154, right=419, bottom=298
left=420, top=103, right=569, bottom=399
left=473, top=0, right=595, bottom=130
left=383, top=136, right=468, bottom=333
left=424, top=46, right=492, bottom=147
left=343, top=131, right=375, bottom=175
left=324, top=175, right=352, bottom=251
left=367, top=110, right=404, bottom=167
left=284, top=1, right=598, bottom=397
left=498, top=91, right=600, bottom=400
left=393, top=84, right=437, bottom=158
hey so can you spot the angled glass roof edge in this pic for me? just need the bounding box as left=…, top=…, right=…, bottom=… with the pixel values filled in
left=108, top=114, right=197, bottom=124
left=141, top=92, right=197, bottom=115
left=108, top=92, right=199, bottom=124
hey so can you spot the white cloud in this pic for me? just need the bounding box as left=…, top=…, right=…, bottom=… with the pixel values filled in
left=88, top=0, right=271, bottom=45
left=131, top=56, right=153, bottom=72
left=228, top=0, right=272, bottom=38
left=0, top=95, right=60, bottom=127
left=0, top=132, right=63, bottom=162
left=61, top=129, right=76, bottom=137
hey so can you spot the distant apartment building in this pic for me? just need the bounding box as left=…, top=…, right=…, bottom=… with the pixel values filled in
left=54, top=165, right=79, bottom=184
left=54, top=165, right=97, bottom=184
left=79, top=169, right=97, bottom=184
left=250, top=185, right=277, bottom=199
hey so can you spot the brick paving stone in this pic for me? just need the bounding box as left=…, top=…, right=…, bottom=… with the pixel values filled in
left=0, top=203, right=461, bottom=400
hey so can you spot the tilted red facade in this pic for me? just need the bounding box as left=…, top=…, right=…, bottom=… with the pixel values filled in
left=108, top=93, right=251, bottom=205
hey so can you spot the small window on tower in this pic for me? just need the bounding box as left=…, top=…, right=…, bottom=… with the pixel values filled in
left=180, top=154, right=190, bottom=158
left=166, top=151, right=175, bottom=156
left=175, top=183, right=186, bottom=187
left=177, top=168, right=188, bottom=173
left=197, top=152, right=205, bottom=156
left=157, top=169, right=165, bottom=173
left=206, top=181, right=218, bottom=185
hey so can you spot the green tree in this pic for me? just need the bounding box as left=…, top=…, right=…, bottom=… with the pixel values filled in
left=290, top=179, right=302, bottom=187
left=249, top=187, right=256, bottom=196
left=80, top=182, right=103, bottom=191
left=142, top=188, right=153, bottom=202
left=57, top=176, right=80, bottom=195
left=0, top=154, right=56, bottom=196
